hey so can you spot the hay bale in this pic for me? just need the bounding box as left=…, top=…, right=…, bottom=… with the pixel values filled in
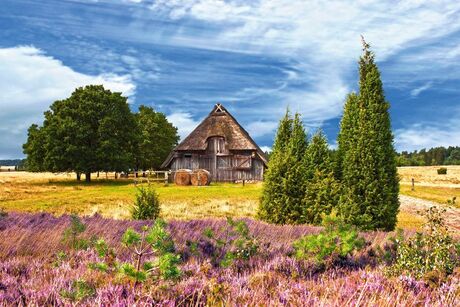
left=175, top=169, right=192, bottom=186
left=191, top=169, right=211, bottom=186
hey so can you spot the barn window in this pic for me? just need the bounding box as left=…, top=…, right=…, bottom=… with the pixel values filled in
left=207, top=136, right=227, bottom=154
left=184, top=153, right=192, bottom=158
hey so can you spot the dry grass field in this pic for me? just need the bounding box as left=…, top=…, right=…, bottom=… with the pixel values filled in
left=398, top=165, right=460, bottom=187
left=0, top=172, right=260, bottom=220
left=398, top=165, right=460, bottom=207
left=1, top=166, right=460, bottom=230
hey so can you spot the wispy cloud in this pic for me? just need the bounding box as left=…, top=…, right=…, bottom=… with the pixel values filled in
left=395, top=117, right=460, bottom=152
left=410, top=81, right=433, bottom=97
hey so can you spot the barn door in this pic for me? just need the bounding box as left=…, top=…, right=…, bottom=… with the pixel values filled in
left=216, top=156, right=232, bottom=181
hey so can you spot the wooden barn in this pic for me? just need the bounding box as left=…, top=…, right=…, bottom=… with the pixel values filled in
left=161, top=104, right=268, bottom=182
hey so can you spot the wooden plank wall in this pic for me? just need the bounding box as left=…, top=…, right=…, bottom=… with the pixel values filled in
left=170, top=151, right=264, bottom=182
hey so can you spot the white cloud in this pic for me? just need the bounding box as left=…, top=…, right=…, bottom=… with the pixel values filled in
left=166, top=112, right=202, bottom=141
left=145, top=0, right=460, bottom=129
left=246, top=120, right=278, bottom=138
left=0, top=45, right=136, bottom=159
left=395, top=119, right=460, bottom=152
left=260, top=146, right=271, bottom=153
left=410, top=81, right=433, bottom=97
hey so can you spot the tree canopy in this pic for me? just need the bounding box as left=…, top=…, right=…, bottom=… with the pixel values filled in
left=134, top=105, right=179, bottom=171
left=23, top=85, right=178, bottom=182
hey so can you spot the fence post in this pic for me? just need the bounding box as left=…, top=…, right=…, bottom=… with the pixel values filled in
left=411, top=178, right=415, bottom=191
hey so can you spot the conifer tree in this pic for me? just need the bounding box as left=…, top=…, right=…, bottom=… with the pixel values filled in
left=303, top=129, right=340, bottom=225
left=338, top=39, right=400, bottom=231
left=258, top=110, right=293, bottom=223
left=335, top=93, right=358, bottom=180
left=282, top=113, right=308, bottom=224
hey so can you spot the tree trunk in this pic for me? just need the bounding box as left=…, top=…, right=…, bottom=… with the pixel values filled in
left=76, top=173, right=81, bottom=181
left=85, top=172, right=91, bottom=183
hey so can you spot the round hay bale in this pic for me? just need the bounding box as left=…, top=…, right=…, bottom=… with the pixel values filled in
left=175, top=169, right=192, bottom=186
left=191, top=169, right=211, bottom=186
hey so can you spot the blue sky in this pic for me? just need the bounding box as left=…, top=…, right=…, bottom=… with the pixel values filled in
left=1, top=0, right=460, bottom=159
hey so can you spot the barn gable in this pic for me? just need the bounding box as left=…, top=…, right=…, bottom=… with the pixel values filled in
left=161, top=104, right=268, bottom=182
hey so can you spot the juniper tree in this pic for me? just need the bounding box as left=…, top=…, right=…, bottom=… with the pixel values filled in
left=335, top=93, right=358, bottom=180
left=338, top=39, right=399, bottom=231
left=303, top=129, right=340, bottom=225
left=257, top=109, right=293, bottom=223
left=282, top=113, right=309, bottom=224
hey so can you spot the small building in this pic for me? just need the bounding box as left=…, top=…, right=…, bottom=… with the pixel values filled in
left=161, top=104, right=268, bottom=182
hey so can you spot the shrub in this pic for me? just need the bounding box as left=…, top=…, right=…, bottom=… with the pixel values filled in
left=293, top=214, right=365, bottom=265
left=62, top=214, right=89, bottom=250
left=119, top=220, right=180, bottom=285
left=437, top=167, right=447, bottom=175
left=132, top=185, right=161, bottom=220
left=200, top=217, right=259, bottom=267
left=0, top=208, right=7, bottom=219
left=447, top=197, right=456, bottom=206
left=387, top=206, right=459, bottom=283
left=60, top=279, right=96, bottom=302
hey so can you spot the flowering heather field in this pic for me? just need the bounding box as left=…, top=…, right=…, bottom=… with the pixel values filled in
left=0, top=213, right=459, bottom=306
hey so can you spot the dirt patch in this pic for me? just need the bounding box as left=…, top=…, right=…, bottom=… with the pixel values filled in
left=399, top=194, right=460, bottom=233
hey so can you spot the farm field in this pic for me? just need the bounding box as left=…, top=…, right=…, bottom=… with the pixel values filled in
left=0, top=172, right=260, bottom=220
left=2, top=167, right=460, bottom=231
left=398, top=165, right=460, bottom=187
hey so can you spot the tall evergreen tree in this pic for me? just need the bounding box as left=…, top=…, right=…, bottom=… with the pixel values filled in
left=282, top=113, right=308, bottom=224
left=303, top=129, right=340, bottom=225
left=335, top=93, right=358, bottom=180
left=338, top=39, right=399, bottom=231
left=257, top=110, right=292, bottom=223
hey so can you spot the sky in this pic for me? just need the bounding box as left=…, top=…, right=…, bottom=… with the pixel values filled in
left=1, top=0, right=460, bottom=159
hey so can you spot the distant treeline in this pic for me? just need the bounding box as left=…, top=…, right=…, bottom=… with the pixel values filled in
left=396, top=146, right=460, bottom=166
left=0, top=159, right=25, bottom=167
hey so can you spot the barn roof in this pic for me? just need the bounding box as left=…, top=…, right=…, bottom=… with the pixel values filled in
left=161, top=103, right=268, bottom=168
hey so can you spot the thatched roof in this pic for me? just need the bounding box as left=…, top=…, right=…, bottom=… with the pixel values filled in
left=161, top=104, right=268, bottom=168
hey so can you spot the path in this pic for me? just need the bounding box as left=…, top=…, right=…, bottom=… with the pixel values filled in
left=400, top=194, right=460, bottom=232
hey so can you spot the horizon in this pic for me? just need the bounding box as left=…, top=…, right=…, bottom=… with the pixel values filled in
left=2, top=0, right=460, bottom=159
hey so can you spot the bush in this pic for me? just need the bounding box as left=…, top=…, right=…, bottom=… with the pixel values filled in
left=437, top=167, right=447, bottom=175
left=198, top=217, right=259, bottom=268
left=387, top=207, right=459, bottom=283
left=293, top=214, right=365, bottom=265
left=132, top=185, right=160, bottom=220
left=62, top=214, right=89, bottom=250
left=60, top=279, right=96, bottom=302
left=119, top=220, right=180, bottom=284
left=0, top=208, right=7, bottom=219
left=447, top=197, right=456, bottom=206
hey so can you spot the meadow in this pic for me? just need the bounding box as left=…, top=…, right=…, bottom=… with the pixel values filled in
left=0, top=172, right=260, bottom=220
left=1, top=167, right=460, bottom=305
left=2, top=167, right=460, bottom=229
